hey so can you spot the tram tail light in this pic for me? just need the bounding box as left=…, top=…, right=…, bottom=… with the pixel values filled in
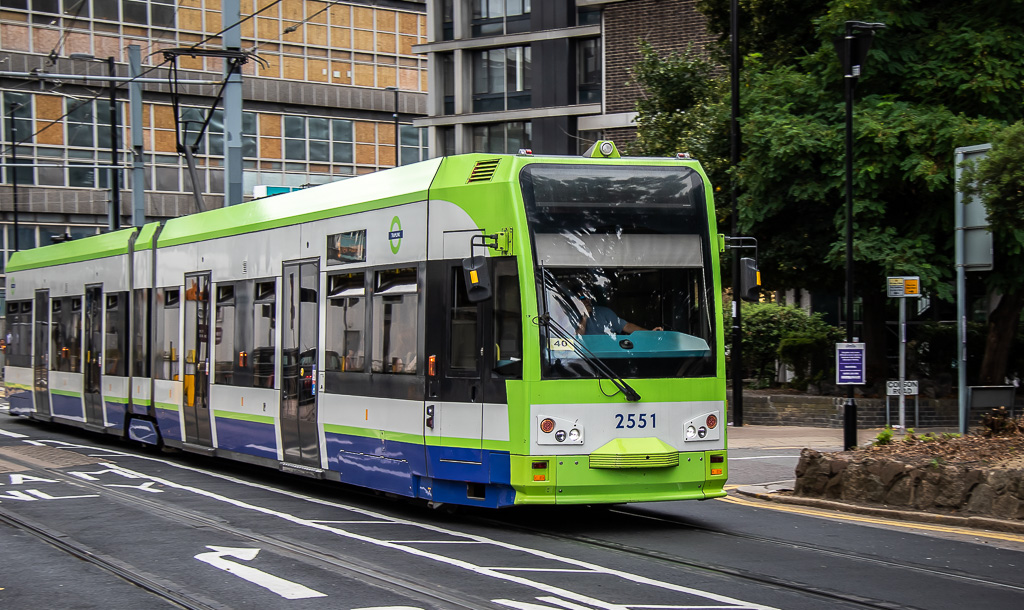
left=706, top=414, right=718, bottom=429
left=540, top=418, right=555, bottom=433
left=427, top=354, right=436, bottom=377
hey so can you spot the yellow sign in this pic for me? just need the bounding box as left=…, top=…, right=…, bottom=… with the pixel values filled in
left=904, top=278, right=919, bottom=295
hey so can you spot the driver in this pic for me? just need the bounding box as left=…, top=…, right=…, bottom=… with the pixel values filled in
left=573, top=292, right=662, bottom=335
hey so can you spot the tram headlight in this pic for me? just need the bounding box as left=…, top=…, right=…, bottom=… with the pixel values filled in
left=686, top=425, right=697, bottom=439
left=697, top=426, right=707, bottom=439
left=568, top=428, right=581, bottom=442
left=554, top=430, right=567, bottom=442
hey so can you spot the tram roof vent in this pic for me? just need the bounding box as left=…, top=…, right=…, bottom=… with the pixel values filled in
left=467, top=158, right=501, bottom=183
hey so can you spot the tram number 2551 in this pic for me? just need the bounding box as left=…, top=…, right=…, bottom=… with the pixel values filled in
left=615, top=413, right=656, bottom=429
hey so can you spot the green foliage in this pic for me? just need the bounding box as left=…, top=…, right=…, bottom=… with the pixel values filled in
left=626, top=41, right=731, bottom=216
left=874, top=426, right=894, bottom=446
left=735, top=301, right=843, bottom=387
left=696, top=0, right=829, bottom=67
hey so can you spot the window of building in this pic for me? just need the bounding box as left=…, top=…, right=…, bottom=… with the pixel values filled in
left=372, top=268, right=418, bottom=374
left=471, top=0, right=531, bottom=36
left=439, top=126, right=456, bottom=156
left=252, top=280, right=276, bottom=388
left=66, top=98, right=122, bottom=189
left=400, top=126, right=428, bottom=165
left=472, top=46, right=531, bottom=112
left=577, top=6, right=601, bottom=26
left=154, top=287, right=180, bottom=381
left=441, top=53, right=455, bottom=115
left=441, top=0, right=454, bottom=40
left=471, top=121, right=531, bottom=154
left=2, top=92, right=34, bottom=185
left=578, top=38, right=602, bottom=104
left=326, top=273, right=366, bottom=384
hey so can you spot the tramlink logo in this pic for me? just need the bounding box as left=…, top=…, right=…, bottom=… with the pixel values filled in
left=389, top=216, right=403, bottom=254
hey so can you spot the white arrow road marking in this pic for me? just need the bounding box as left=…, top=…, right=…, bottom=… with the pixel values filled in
left=194, top=546, right=327, bottom=600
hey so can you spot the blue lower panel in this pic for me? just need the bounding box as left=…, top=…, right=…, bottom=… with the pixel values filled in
left=128, top=419, right=159, bottom=445
left=214, top=417, right=277, bottom=460
left=155, top=408, right=182, bottom=441
left=52, top=394, right=84, bottom=419
left=323, top=430, right=514, bottom=507
left=8, top=388, right=33, bottom=415
left=105, top=401, right=127, bottom=431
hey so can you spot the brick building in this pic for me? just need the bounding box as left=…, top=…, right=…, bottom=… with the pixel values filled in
left=413, top=0, right=713, bottom=156
left=0, top=0, right=429, bottom=294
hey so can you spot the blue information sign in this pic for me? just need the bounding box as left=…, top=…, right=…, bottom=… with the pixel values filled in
left=836, top=342, right=866, bottom=385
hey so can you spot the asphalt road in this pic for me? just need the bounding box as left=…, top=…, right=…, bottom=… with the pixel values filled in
left=2, top=408, right=1023, bottom=610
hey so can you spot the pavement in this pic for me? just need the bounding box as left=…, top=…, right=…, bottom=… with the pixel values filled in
left=726, top=424, right=1024, bottom=534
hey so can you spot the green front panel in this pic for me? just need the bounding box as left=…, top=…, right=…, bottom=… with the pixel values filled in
left=510, top=453, right=715, bottom=505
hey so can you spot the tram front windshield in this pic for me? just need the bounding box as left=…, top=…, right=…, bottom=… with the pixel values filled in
left=520, top=163, right=716, bottom=379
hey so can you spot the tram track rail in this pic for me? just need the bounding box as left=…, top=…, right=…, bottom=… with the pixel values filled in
left=0, top=449, right=492, bottom=610
left=470, top=503, right=1024, bottom=610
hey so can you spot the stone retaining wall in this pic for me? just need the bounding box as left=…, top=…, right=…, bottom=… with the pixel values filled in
left=727, top=393, right=1000, bottom=428
left=793, top=449, right=1024, bottom=521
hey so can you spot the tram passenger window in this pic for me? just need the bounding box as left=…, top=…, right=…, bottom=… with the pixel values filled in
left=154, top=288, right=180, bottom=380
left=51, top=297, right=82, bottom=372
left=214, top=284, right=236, bottom=385
left=252, top=280, right=276, bottom=388
left=326, top=273, right=366, bottom=374
left=493, top=259, right=523, bottom=377
left=449, top=268, right=478, bottom=375
left=132, top=289, right=150, bottom=377
left=104, top=293, right=128, bottom=376
left=5, top=301, right=31, bottom=368
left=372, top=268, right=418, bottom=375
left=327, top=230, right=366, bottom=265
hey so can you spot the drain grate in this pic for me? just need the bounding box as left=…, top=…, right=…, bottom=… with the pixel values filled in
left=0, top=445, right=103, bottom=468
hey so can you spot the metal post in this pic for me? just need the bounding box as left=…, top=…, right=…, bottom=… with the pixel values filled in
left=224, top=0, right=243, bottom=206
left=898, top=296, right=906, bottom=428
left=393, top=87, right=400, bottom=166
left=107, top=56, right=121, bottom=231
left=129, top=45, right=146, bottom=227
left=842, top=23, right=858, bottom=450
left=7, top=105, right=20, bottom=251
left=730, top=0, right=743, bottom=426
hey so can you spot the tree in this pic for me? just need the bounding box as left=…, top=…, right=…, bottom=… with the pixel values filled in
left=633, top=0, right=1022, bottom=388
left=959, top=121, right=1024, bottom=383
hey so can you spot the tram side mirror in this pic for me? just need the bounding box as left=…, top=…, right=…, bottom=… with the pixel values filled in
left=740, top=257, right=760, bottom=302
left=462, top=256, right=493, bottom=302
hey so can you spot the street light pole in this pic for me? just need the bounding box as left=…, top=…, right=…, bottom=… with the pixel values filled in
left=730, top=0, right=743, bottom=426
left=386, top=86, right=400, bottom=166
left=70, top=53, right=120, bottom=231
left=107, top=56, right=120, bottom=231
left=6, top=103, right=22, bottom=251
left=836, top=21, right=885, bottom=450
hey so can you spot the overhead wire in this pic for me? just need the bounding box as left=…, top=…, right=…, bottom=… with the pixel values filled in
left=1, top=0, right=286, bottom=158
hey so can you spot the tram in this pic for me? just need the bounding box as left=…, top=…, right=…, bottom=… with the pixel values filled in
left=4, top=141, right=729, bottom=508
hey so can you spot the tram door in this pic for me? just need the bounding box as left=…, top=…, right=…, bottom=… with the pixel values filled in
left=281, top=261, right=321, bottom=467
left=83, top=285, right=104, bottom=426
left=183, top=274, right=213, bottom=446
left=33, top=290, right=51, bottom=417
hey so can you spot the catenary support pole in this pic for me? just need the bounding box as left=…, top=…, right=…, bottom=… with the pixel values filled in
left=223, top=0, right=243, bottom=206
left=730, top=0, right=743, bottom=426
left=129, top=45, right=146, bottom=227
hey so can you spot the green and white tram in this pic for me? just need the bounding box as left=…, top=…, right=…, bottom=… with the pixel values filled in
left=5, top=142, right=728, bottom=507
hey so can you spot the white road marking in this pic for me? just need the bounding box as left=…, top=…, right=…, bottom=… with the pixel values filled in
left=0, top=427, right=28, bottom=438
left=195, top=545, right=327, bottom=600
left=35, top=439, right=779, bottom=610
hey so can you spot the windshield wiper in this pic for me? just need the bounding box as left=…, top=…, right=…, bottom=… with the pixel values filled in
left=538, top=312, right=641, bottom=402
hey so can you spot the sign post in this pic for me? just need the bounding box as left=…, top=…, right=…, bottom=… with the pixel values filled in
left=887, top=276, right=921, bottom=428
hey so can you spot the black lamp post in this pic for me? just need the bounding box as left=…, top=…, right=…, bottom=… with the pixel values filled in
left=836, top=20, right=885, bottom=449
left=6, top=102, right=23, bottom=251
left=385, top=86, right=400, bottom=166
left=70, top=54, right=120, bottom=232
